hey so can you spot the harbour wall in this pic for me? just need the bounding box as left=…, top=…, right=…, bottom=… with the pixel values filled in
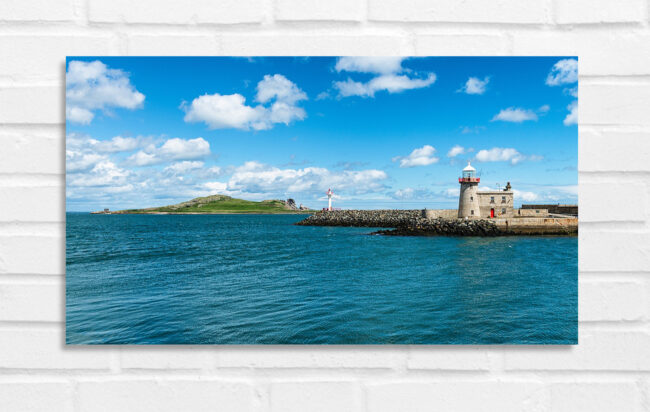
left=295, top=209, right=423, bottom=228
left=296, top=210, right=577, bottom=236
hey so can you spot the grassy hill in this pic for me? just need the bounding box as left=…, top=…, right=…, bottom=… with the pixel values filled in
left=115, top=195, right=314, bottom=214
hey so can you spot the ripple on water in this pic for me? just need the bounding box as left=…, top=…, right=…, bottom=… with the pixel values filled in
left=66, top=213, right=577, bottom=344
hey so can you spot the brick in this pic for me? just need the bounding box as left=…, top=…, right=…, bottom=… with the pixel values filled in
left=219, top=34, right=411, bottom=56
left=0, top=329, right=111, bottom=369
left=366, top=382, right=547, bottom=412
left=126, top=35, right=219, bottom=55
left=0, top=87, right=62, bottom=124
left=580, top=181, right=647, bottom=222
left=579, top=281, right=646, bottom=321
left=580, top=232, right=650, bottom=272
left=88, top=0, right=265, bottom=24
left=554, top=0, right=645, bottom=24
left=76, top=380, right=254, bottom=412
left=120, top=347, right=213, bottom=369
left=0, top=236, right=64, bottom=275
left=0, top=127, right=63, bottom=174
left=548, top=382, right=643, bottom=412
left=215, top=347, right=405, bottom=368
left=0, top=36, right=117, bottom=83
left=414, top=34, right=509, bottom=56
left=0, top=0, right=76, bottom=22
left=511, top=31, right=650, bottom=76
left=0, top=187, right=64, bottom=222
left=368, top=0, right=550, bottom=23
left=581, top=83, right=650, bottom=126
left=504, top=331, right=650, bottom=370
left=270, top=382, right=361, bottom=412
left=0, top=382, right=73, bottom=412
left=0, top=281, right=63, bottom=322
left=275, top=0, right=364, bottom=21
left=407, top=346, right=491, bottom=370
left=579, top=129, right=650, bottom=171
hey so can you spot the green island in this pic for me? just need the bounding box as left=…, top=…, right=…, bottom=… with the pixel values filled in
left=94, top=195, right=314, bottom=215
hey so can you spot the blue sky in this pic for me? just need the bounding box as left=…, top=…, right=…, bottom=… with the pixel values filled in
left=65, top=56, right=578, bottom=211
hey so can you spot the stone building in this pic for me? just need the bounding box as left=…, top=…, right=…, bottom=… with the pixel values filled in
left=458, top=162, right=514, bottom=219
left=477, top=187, right=514, bottom=218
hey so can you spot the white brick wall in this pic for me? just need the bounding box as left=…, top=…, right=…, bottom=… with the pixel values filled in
left=1, top=1, right=648, bottom=410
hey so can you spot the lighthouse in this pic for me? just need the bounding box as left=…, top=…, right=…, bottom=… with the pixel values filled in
left=327, top=188, right=333, bottom=211
left=458, top=161, right=481, bottom=218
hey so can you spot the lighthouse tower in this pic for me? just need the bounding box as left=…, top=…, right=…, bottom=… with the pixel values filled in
left=327, top=188, right=333, bottom=211
left=458, top=162, right=481, bottom=218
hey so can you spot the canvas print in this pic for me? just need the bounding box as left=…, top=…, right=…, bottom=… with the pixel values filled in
left=66, top=57, right=578, bottom=344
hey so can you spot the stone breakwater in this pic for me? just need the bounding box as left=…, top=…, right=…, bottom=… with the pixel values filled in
left=295, top=210, right=500, bottom=236
left=294, top=209, right=423, bottom=228
left=295, top=210, right=577, bottom=236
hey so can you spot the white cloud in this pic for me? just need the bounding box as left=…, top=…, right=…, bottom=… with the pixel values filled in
left=256, top=74, right=307, bottom=105
left=392, top=188, right=416, bottom=199
left=66, top=106, right=95, bottom=125
left=513, top=185, right=577, bottom=203
left=66, top=60, right=145, bottom=125
left=224, top=162, right=388, bottom=196
left=202, top=181, right=229, bottom=192
left=546, top=58, right=578, bottom=86
left=460, top=126, right=484, bottom=134
left=333, top=57, right=436, bottom=98
left=538, top=104, right=550, bottom=114
left=95, top=136, right=152, bottom=153
left=65, top=133, right=154, bottom=173
left=315, top=91, right=330, bottom=100
left=513, top=189, right=539, bottom=202
left=475, top=147, right=525, bottom=165
left=66, top=151, right=106, bottom=173
left=441, top=187, right=460, bottom=198
left=458, top=76, right=489, bottom=95
left=67, top=160, right=130, bottom=188
left=491, top=107, right=538, bottom=123
left=164, top=161, right=205, bottom=174
left=67, top=133, right=152, bottom=153
left=127, top=137, right=210, bottom=166
left=564, top=86, right=578, bottom=98
left=564, top=100, right=578, bottom=126
left=334, top=73, right=436, bottom=98
left=335, top=57, right=405, bottom=75
left=391, top=187, right=436, bottom=200
left=182, top=94, right=264, bottom=130
left=447, top=145, right=466, bottom=157
left=393, top=145, right=439, bottom=168
left=182, top=74, right=307, bottom=131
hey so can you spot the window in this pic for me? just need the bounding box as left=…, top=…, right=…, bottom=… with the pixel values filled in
left=470, top=196, right=473, bottom=201
left=536, top=210, right=540, bottom=214
left=490, top=196, right=495, bottom=203
left=501, top=196, right=506, bottom=203
left=502, top=208, right=506, bottom=214
left=471, top=210, right=474, bottom=215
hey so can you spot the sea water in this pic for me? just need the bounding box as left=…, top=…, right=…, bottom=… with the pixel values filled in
left=66, top=213, right=577, bottom=344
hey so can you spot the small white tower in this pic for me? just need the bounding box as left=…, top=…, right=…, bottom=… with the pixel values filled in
left=458, top=162, right=481, bottom=218
left=327, top=188, right=333, bottom=211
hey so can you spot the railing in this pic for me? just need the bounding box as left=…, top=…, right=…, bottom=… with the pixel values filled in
left=458, top=177, right=480, bottom=183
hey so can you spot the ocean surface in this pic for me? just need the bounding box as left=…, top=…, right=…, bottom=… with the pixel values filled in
left=66, top=213, right=577, bottom=344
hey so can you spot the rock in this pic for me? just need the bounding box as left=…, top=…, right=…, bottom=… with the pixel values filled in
left=295, top=210, right=501, bottom=236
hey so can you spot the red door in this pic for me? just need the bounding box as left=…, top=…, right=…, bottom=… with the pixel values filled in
left=490, top=208, right=495, bottom=218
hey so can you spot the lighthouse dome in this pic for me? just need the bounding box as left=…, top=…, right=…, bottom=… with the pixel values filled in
left=463, top=162, right=476, bottom=172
